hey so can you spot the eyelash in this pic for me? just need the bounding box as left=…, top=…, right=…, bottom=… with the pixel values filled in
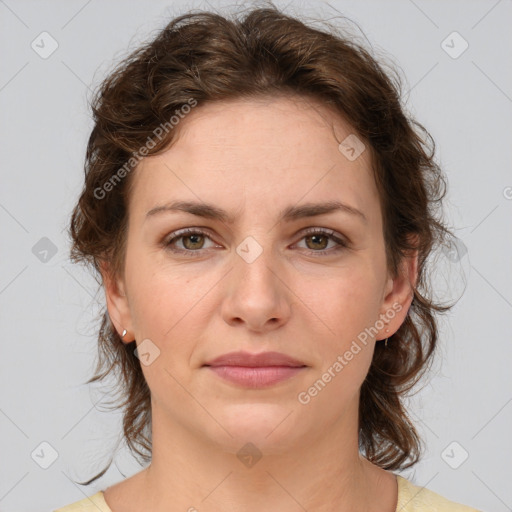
left=163, top=227, right=348, bottom=257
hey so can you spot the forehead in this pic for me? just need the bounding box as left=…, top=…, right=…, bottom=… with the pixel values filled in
left=128, top=95, right=379, bottom=223
left=165, top=94, right=362, bottom=158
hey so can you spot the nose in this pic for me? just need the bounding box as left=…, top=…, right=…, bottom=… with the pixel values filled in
left=220, top=241, right=292, bottom=333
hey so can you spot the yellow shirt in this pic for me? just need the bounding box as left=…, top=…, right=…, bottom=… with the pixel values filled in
left=53, top=474, right=482, bottom=511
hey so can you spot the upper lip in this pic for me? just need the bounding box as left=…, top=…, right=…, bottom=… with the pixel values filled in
left=204, top=351, right=307, bottom=368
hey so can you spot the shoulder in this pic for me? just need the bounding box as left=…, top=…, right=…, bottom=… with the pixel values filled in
left=53, top=477, right=483, bottom=512
left=53, top=491, right=111, bottom=512
left=396, top=475, right=482, bottom=511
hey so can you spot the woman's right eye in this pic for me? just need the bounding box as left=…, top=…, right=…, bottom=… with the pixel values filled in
left=164, top=228, right=220, bottom=254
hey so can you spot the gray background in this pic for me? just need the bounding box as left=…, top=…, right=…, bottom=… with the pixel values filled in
left=1, top=0, right=511, bottom=511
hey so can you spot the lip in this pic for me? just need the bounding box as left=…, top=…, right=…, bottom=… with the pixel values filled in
left=204, top=351, right=306, bottom=368
left=203, top=351, right=307, bottom=388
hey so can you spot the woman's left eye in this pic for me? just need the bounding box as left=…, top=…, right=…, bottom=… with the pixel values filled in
left=294, top=229, right=348, bottom=254
left=163, top=228, right=347, bottom=256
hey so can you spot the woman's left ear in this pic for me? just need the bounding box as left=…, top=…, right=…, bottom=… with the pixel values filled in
left=378, top=235, right=419, bottom=338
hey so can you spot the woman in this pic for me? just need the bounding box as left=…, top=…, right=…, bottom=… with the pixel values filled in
left=56, top=4, right=481, bottom=511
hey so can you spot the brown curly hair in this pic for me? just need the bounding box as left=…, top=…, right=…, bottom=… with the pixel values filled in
left=68, top=3, right=455, bottom=485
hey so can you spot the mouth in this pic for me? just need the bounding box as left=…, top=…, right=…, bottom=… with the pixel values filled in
left=203, top=351, right=308, bottom=388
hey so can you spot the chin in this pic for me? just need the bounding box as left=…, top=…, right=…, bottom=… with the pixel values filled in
left=210, top=402, right=302, bottom=455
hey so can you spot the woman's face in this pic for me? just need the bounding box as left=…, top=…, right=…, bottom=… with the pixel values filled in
left=103, top=95, right=416, bottom=455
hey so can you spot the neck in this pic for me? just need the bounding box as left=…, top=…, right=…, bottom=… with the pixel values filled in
left=129, top=397, right=395, bottom=512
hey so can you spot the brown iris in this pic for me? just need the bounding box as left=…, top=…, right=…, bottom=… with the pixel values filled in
left=305, top=234, right=329, bottom=250
left=182, top=233, right=205, bottom=250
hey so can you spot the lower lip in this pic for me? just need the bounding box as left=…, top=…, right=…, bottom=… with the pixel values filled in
left=206, top=365, right=306, bottom=388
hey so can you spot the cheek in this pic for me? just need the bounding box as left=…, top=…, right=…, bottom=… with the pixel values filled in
left=127, top=269, right=206, bottom=388
left=296, top=263, right=383, bottom=340
left=303, top=273, right=380, bottom=401
left=126, top=251, right=215, bottom=353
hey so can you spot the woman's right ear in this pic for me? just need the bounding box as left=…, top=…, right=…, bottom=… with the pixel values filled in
left=99, top=260, right=134, bottom=343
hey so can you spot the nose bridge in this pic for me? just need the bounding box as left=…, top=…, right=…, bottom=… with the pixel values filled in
left=233, top=233, right=279, bottom=296
left=222, top=232, right=290, bottom=330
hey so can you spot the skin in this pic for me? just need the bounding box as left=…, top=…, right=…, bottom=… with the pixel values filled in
left=100, top=95, right=418, bottom=512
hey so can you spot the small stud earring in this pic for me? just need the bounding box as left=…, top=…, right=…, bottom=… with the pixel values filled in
left=122, top=329, right=127, bottom=338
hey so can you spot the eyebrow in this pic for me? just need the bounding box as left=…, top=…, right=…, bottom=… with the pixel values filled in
left=145, top=199, right=367, bottom=224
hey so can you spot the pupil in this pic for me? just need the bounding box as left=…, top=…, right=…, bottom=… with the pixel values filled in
left=185, top=234, right=203, bottom=249
left=307, top=234, right=327, bottom=250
